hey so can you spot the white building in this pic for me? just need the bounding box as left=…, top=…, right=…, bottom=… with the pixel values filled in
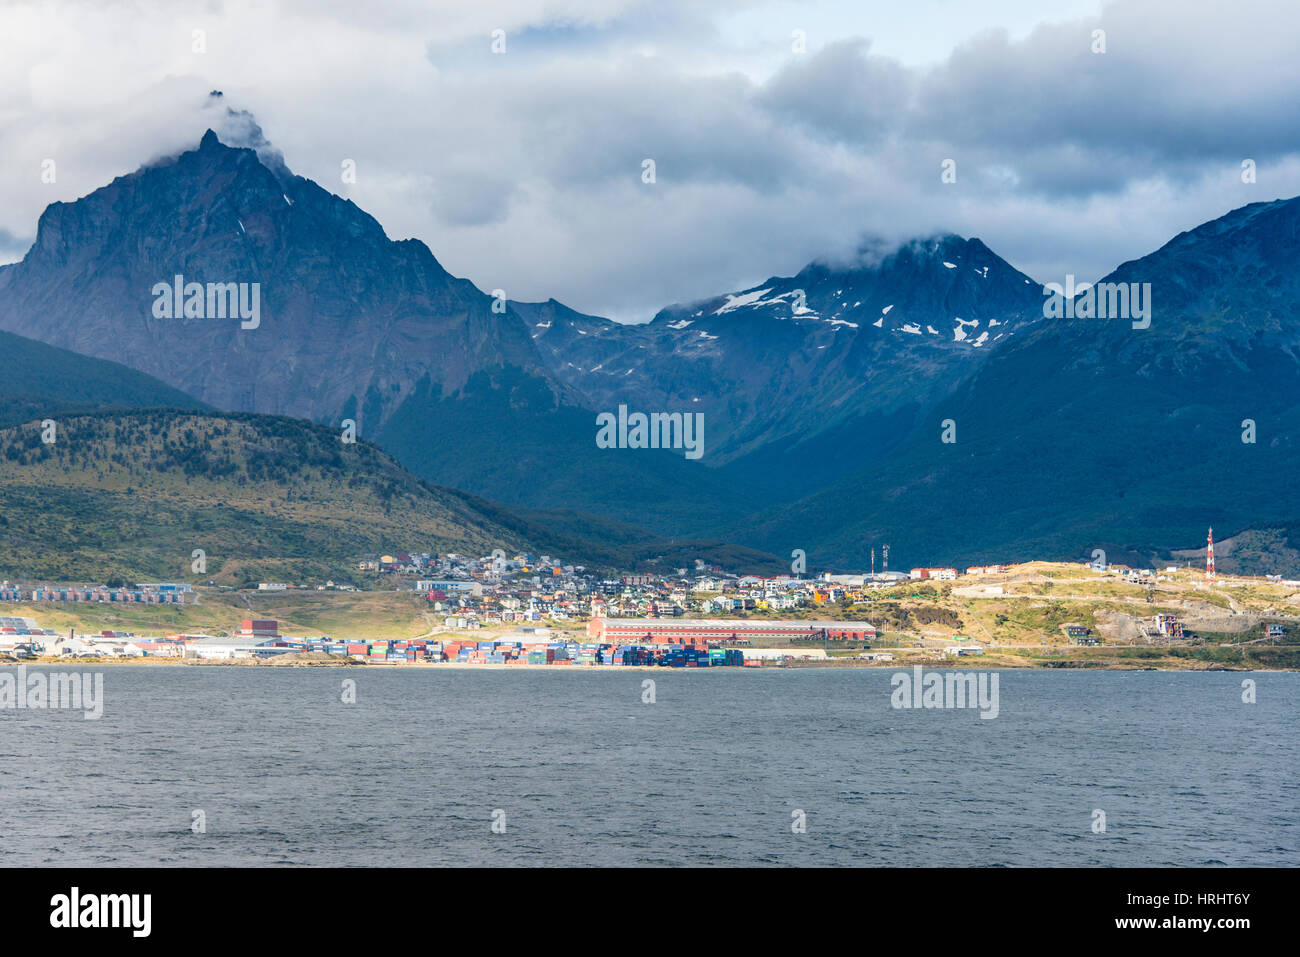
left=185, top=636, right=291, bottom=660
left=741, top=648, right=829, bottom=662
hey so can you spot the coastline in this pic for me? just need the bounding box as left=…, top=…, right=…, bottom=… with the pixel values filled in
left=5, top=653, right=1294, bottom=672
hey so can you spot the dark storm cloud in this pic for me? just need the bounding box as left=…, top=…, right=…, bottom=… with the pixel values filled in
left=757, top=38, right=916, bottom=148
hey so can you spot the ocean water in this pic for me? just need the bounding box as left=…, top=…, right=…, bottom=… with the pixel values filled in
left=1, top=666, right=1295, bottom=866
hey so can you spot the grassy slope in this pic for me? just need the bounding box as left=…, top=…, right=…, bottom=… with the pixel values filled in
left=0, top=410, right=540, bottom=583
left=0, top=590, right=442, bottom=643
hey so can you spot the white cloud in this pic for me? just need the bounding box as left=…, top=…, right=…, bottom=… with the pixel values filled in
left=1, top=0, right=1298, bottom=321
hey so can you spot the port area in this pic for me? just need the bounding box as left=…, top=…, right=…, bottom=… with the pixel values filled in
left=4, top=559, right=1298, bottom=671
left=5, top=645, right=1292, bottom=670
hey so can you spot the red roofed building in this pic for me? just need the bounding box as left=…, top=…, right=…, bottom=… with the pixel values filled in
left=587, top=618, right=876, bottom=648
left=237, top=619, right=279, bottom=640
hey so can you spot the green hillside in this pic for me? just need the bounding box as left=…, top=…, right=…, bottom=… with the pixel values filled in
left=0, top=410, right=539, bottom=583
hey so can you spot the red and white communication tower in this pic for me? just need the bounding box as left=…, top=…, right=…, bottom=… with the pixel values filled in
left=1206, top=527, right=1216, bottom=581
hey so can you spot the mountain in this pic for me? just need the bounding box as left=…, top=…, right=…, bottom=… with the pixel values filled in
left=0, top=127, right=765, bottom=533
left=0, top=328, right=208, bottom=428
left=0, top=126, right=1047, bottom=516
left=377, top=235, right=1049, bottom=523
left=745, top=197, right=1300, bottom=572
left=0, top=129, right=550, bottom=434
left=2, top=120, right=1296, bottom=574
left=530, top=235, right=1045, bottom=493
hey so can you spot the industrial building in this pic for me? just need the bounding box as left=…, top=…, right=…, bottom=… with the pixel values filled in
left=186, top=636, right=294, bottom=660
left=587, top=618, right=878, bottom=648
left=739, top=647, right=829, bottom=662
left=235, top=619, right=280, bottom=641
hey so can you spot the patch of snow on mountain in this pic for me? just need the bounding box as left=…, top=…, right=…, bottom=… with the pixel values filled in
left=881, top=304, right=894, bottom=315
left=942, top=261, right=956, bottom=269
left=926, top=325, right=939, bottom=335
left=973, top=331, right=989, bottom=346
left=826, top=319, right=858, bottom=328
left=714, top=288, right=772, bottom=314
left=666, top=319, right=693, bottom=329
left=901, top=323, right=922, bottom=335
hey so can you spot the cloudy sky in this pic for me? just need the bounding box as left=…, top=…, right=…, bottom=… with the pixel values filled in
left=2, top=0, right=1298, bottom=321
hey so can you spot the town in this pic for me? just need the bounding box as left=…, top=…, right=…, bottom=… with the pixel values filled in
left=1, top=535, right=1295, bottom=668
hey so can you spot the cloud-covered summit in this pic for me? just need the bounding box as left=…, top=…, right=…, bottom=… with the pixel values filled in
left=201, top=91, right=289, bottom=176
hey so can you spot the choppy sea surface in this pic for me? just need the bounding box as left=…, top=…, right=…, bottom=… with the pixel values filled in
left=1, top=666, right=1295, bottom=866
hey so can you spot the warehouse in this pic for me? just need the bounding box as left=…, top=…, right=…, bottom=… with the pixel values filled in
left=587, top=618, right=877, bottom=648
left=185, top=636, right=296, bottom=660
left=740, top=647, right=829, bottom=662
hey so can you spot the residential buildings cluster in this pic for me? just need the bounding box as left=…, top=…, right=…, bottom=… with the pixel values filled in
left=366, top=550, right=929, bottom=631
left=0, top=582, right=194, bottom=604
